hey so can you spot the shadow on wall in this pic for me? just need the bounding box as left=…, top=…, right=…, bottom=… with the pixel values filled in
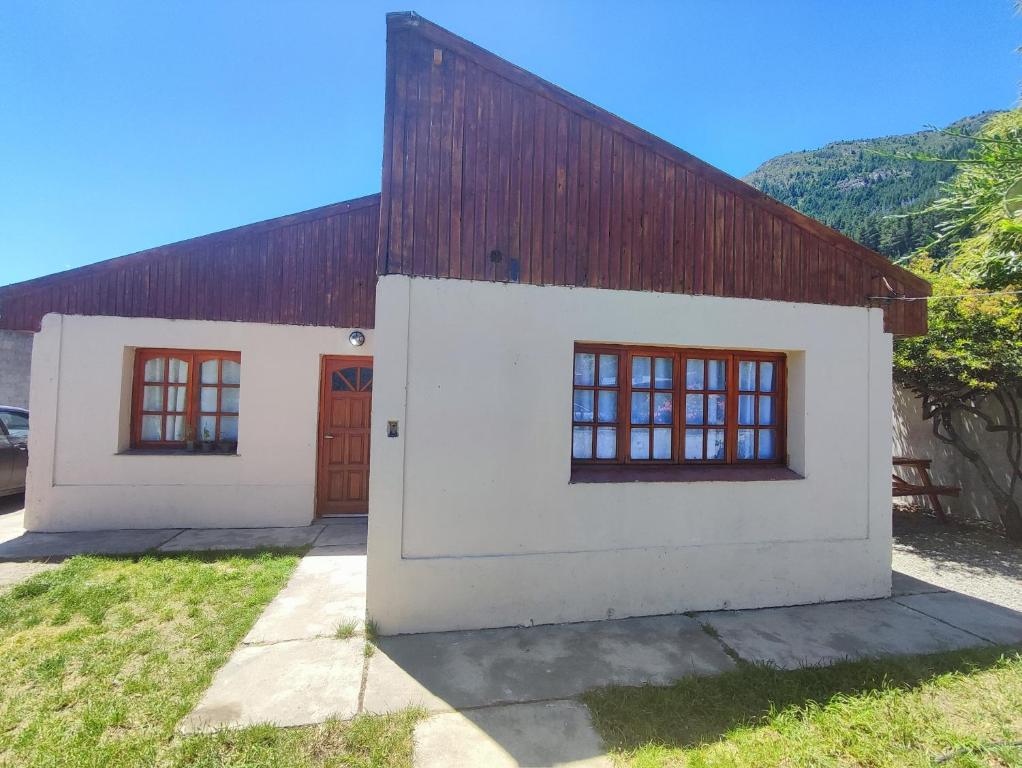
left=893, top=385, right=1019, bottom=527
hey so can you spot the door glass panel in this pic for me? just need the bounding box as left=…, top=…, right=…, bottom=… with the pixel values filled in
left=200, top=387, right=218, bottom=413
left=758, top=429, right=776, bottom=459
left=340, top=367, right=358, bottom=390
left=739, top=361, right=756, bottom=391
left=738, top=395, right=755, bottom=426
left=685, top=394, right=703, bottom=425
left=707, top=360, right=726, bottom=390
left=142, top=386, right=163, bottom=411
left=654, top=357, right=672, bottom=388
left=631, top=357, right=651, bottom=387
left=596, top=427, right=616, bottom=459
left=737, top=429, right=755, bottom=459
left=653, top=393, right=673, bottom=424
left=572, top=427, right=593, bottom=459
left=631, top=393, right=650, bottom=424
left=144, top=357, right=164, bottom=383
left=598, top=355, right=618, bottom=386
left=652, top=428, right=672, bottom=459
left=707, top=429, right=725, bottom=460
left=220, top=416, right=239, bottom=441
left=684, top=429, right=703, bottom=460
left=201, top=359, right=219, bottom=384
left=573, top=390, right=594, bottom=422
left=759, top=396, right=774, bottom=425
left=707, top=394, right=725, bottom=425
left=359, top=368, right=373, bottom=390
left=630, top=429, right=650, bottom=460
left=574, top=353, right=595, bottom=386
left=199, top=415, right=217, bottom=442
left=221, top=388, right=240, bottom=414
left=165, top=415, right=185, bottom=442
left=597, top=391, right=617, bottom=423
left=141, top=415, right=162, bottom=441
left=760, top=362, right=775, bottom=392
left=222, top=360, right=241, bottom=385
left=167, top=358, right=188, bottom=384
left=167, top=386, right=187, bottom=412
left=685, top=359, right=703, bottom=389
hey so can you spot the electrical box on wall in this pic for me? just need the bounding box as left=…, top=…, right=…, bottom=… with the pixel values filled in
left=387, top=420, right=399, bottom=438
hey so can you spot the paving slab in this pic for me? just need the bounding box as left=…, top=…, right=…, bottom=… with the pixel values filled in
left=0, top=561, right=60, bottom=591
left=891, top=571, right=945, bottom=597
left=413, top=700, right=611, bottom=768
left=0, top=528, right=181, bottom=559
left=179, top=637, right=363, bottom=732
left=244, top=550, right=366, bottom=644
left=698, top=598, right=988, bottom=669
left=315, top=520, right=367, bottom=550
left=894, top=591, right=1022, bottom=645
left=363, top=614, right=734, bottom=714
left=158, top=525, right=324, bottom=552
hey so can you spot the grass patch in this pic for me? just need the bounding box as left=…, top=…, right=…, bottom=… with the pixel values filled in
left=0, top=552, right=422, bottom=767
left=583, top=645, right=1022, bottom=767
left=336, top=620, right=359, bottom=640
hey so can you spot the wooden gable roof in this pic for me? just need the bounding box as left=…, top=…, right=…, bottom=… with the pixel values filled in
left=378, top=13, right=930, bottom=335
left=0, top=195, right=379, bottom=332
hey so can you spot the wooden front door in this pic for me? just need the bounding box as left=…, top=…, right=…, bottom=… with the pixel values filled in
left=316, top=356, right=372, bottom=516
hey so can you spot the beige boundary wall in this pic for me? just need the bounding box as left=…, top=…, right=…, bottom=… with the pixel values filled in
left=25, top=314, right=373, bottom=531
left=367, top=275, right=894, bottom=634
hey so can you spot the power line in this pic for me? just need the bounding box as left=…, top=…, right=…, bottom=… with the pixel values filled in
left=868, top=289, right=1022, bottom=301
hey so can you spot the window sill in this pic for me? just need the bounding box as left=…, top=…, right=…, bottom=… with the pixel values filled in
left=570, top=464, right=803, bottom=484
left=117, top=449, right=239, bottom=457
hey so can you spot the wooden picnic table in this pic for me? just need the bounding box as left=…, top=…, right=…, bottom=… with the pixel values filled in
left=892, top=456, right=960, bottom=523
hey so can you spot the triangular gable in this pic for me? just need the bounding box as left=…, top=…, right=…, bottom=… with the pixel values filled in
left=378, top=13, right=930, bottom=335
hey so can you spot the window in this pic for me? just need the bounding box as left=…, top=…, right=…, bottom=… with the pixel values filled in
left=0, top=410, right=28, bottom=439
left=571, top=345, right=785, bottom=466
left=132, top=349, right=241, bottom=449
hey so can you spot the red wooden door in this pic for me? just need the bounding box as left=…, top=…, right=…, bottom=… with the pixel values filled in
left=316, top=356, right=372, bottom=515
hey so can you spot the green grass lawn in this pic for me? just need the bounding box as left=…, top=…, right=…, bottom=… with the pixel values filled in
left=0, top=553, right=420, bottom=768
left=584, top=646, right=1022, bottom=767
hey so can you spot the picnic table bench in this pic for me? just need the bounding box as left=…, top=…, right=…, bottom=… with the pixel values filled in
left=892, top=456, right=960, bottom=523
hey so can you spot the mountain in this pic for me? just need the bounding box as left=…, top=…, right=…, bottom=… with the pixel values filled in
left=743, top=112, right=999, bottom=259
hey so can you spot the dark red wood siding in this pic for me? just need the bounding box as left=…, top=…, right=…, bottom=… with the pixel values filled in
left=378, top=14, right=930, bottom=336
left=0, top=195, right=379, bottom=331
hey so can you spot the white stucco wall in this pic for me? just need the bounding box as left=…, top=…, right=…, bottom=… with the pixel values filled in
left=367, top=274, right=893, bottom=634
left=26, top=314, right=373, bottom=531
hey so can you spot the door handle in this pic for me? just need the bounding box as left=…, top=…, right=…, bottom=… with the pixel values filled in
left=15, top=444, right=27, bottom=451
left=323, top=435, right=335, bottom=440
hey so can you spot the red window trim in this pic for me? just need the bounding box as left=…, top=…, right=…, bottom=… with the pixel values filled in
left=571, top=343, right=787, bottom=467
left=130, top=348, right=241, bottom=449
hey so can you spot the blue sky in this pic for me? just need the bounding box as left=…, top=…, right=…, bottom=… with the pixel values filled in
left=1, top=1, right=1019, bottom=285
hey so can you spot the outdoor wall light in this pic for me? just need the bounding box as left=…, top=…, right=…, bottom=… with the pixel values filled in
left=349, top=330, right=366, bottom=347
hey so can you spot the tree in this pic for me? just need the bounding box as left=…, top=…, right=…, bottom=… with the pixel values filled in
left=894, top=110, right=1022, bottom=539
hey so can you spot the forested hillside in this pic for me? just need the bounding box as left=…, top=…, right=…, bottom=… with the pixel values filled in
left=744, top=112, right=997, bottom=258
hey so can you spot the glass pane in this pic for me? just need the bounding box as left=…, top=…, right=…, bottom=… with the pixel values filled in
left=201, top=359, right=219, bottom=384
left=631, top=357, right=651, bottom=388
left=359, top=368, right=373, bottom=390
left=572, top=426, right=593, bottom=459
left=143, top=357, right=164, bottom=383
left=221, top=388, right=240, bottom=414
left=630, top=429, right=650, bottom=460
left=199, top=415, right=217, bottom=442
left=684, top=429, right=703, bottom=460
left=331, top=371, right=350, bottom=391
left=760, top=362, right=775, bottom=392
left=653, top=393, right=673, bottom=424
left=142, top=385, right=163, bottom=411
left=737, top=429, right=755, bottom=459
left=597, top=391, right=617, bottom=423
left=738, top=395, right=755, bottom=426
left=574, top=353, right=595, bottom=386
left=165, top=415, right=185, bottom=441
left=340, top=367, right=358, bottom=390
left=759, top=396, right=774, bottom=426
left=707, top=360, right=726, bottom=390
left=200, top=387, right=218, bottom=413
left=739, top=361, right=756, bottom=391
left=631, top=393, right=650, bottom=424
left=654, top=357, right=673, bottom=388
left=685, top=394, right=703, bottom=425
left=167, top=385, right=187, bottom=413
left=222, top=360, right=241, bottom=385
left=140, top=415, right=161, bottom=441
left=707, top=394, right=725, bottom=425
left=596, top=427, right=616, bottom=459
left=758, top=429, right=776, bottom=459
left=707, top=429, right=725, bottom=460
left=598, top=355, right=618, bottom=387
left=573, top=390, right=594, bottom=422
left=686, top=359, right=704, bottom=390
left=653, top=428, right=672, bottom=459
left=220, top=416, right=239, bottom=441
left=167, top=358, right=189, bottom=384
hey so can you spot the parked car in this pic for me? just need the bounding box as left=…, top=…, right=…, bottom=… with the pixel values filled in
left=0, top=407, right=28, bottom=496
